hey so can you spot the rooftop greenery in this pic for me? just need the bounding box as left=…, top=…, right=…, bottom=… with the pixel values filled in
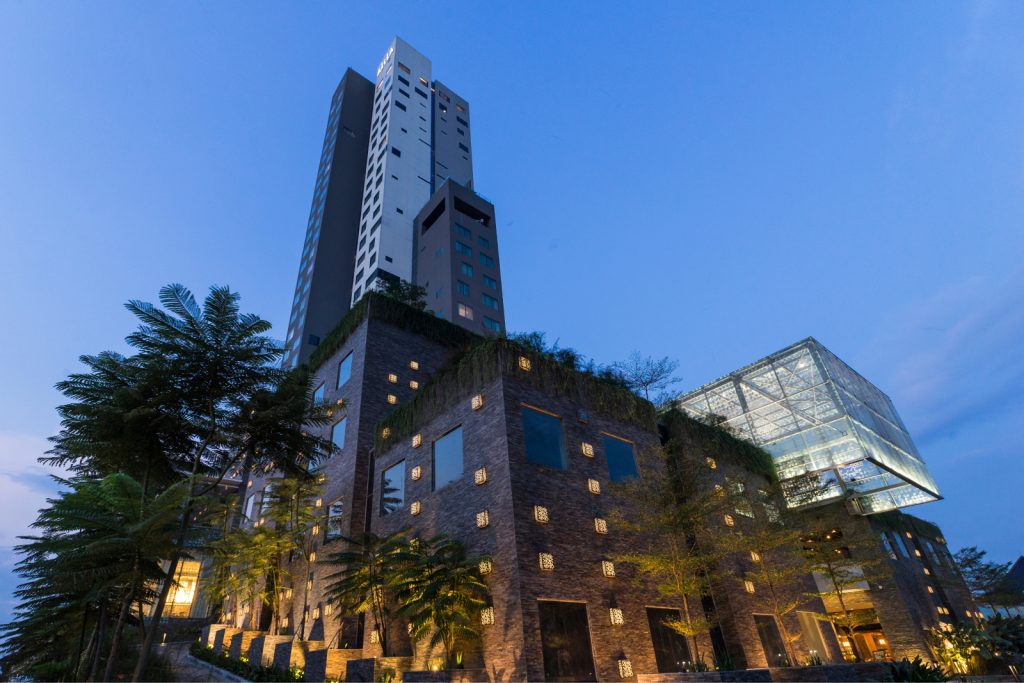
left=307, top=292, right=479, bottom=372
left=659, top=407, right=778, bottom=482
left=375, top=336, right=658, bottom=451
left=873, top=509, right=944, bottom=541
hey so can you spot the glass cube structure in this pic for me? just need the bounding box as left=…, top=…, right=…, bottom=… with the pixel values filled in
left=675, top=338, right=940, bottom=513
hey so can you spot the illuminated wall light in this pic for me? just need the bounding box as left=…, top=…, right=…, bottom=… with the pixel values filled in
left=471, top=394, right=484, bottom=410
left=715, top=484, right=725, bottom=497
left=587, top=479, right=601, bottom=495
left=609, top=607, right=624, bottom=625
left=479, top=558, right=492, bottom=575
left=336, top=398, right=344, bottom=407
left=724, top=514, right=735, bottom=527
left=315, top=498, right=323, bottom=508
left=312, top=606, right=321, bottom=619
left=751, top=551, right=761, bottom=562
left=476, top=510, right=490, bottom=528
left=533, top=505, right=549, bottom=523
left=411, top=465, right=422, bottom=480
left=382, top=427, right=391, bottom=439
left=258, top=517, right=265, bottom=526
left=282, top=616, right=289, bottom=628
left=387, top=394, right=397, bottom=405
left=594, top=518, right=608, bottom=534
left=602, top=561, right=616, bottom=577
left=905, top=532, right=913, bottom=539
left=927, top=586, right=935, bottom=593
left=744, top=580, right=756, bottom=593
left=539, top=553, right=554, bottom=571
left=410, top=501, right=421, bottom=516
left=369, top=629, right=380, bottom=644
left=326, top=408, right=334, bottom=418
left=312, top=525, right=320, bottom=536
left=480, top=606, right=495, bottom=625
left=324, top=604, right=333, bottom=616
left=474, top=467, right=488, bottom=485
left=518, top=356, right=532, bottom=371
left=409, top=360, right=419, bottom=370
left=581, top=442, right=594, bottom=457
left=923, top=568, right=931, bottom=576
left=388, top=373, right=398, bottom=384
left=306, top=579, right=313, bottom=591
left=914, top=549, right=922, bottom=557
left=617, top=657, right=633, bottom=678
left=285, top=588, right=293, bottom=599
left=409, top=380, right=419, bottom=390
left=707, top=457, right=717, bottom=470
left=247, top=480, right=253, bottom=488
left=412, top=433, right=422, bottom=448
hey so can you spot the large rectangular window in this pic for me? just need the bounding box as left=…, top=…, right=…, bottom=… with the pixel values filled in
left=797, top=611, right=829, bottom=663
left=602, top=434, right=638, bottom=481
left=538, top=601, right=596, bottom=682
left=337, top=353, right=353, bottom=388
left=482, top=293, right=499, bottom=310
left=522, top=406, right=566, bottom=469
left=754, top=614, right=790, bottom=667
left=647, top=608, right=692, bottom=673
left=332, top=418, right=347, bottom=450
left=325, top=499, right=344, bottom=541
left=312, top=383, right=325, bottom=404
left=432, top=427, right=464, bottom=491
left=380, top=461, right=406, bottom=516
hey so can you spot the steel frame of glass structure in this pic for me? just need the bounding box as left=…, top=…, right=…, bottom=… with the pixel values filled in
left=675, top=338, right=940, bottom=513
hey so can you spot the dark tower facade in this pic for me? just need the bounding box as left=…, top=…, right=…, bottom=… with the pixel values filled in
left=284, top=69, right=374, bottom=368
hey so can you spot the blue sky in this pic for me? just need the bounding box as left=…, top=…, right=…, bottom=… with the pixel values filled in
left=1, top=2, right=1022, bottom=621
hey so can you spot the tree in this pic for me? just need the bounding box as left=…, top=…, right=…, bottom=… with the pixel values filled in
left=380, top=278, right=428, bottom=311
left=954, top=547, right=1013, bottom=612
left=324, top=531, right=410, bottom=656
left=397, top=537, right=490, bottom=668
left=613, top=351, right=681, bottom=402
left=799, top=512, right=892, bottom=662
left=609, top=443, right=725, bottom=668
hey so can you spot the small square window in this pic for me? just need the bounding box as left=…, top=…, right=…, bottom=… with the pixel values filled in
left=458, top=303, right=474, bottom=320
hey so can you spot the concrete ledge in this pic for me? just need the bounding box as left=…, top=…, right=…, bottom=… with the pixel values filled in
left=638, top=671, right=771, bottom=683
left=201, top=623, right=227, bottom=648
left=216, top=627, right=242, bottom=655
left=403, top=669, right=488, bottom=683
left=250, top=634, right=294, bottom=669
left=229, top=629, right=264, bottom=661
left=186, top=653, right=250, bottom=683
left=303, top=647, right=366, bottom=682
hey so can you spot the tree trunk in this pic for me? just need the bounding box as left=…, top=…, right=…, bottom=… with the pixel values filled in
left=103, top=579, right=138, bottom=682
left=131, top=550, right=181, bottom=680
left=87, top=599, right=108, bottom=682
left=72, top=607, right=93, bottom=682
left=231, top=447, right=255, bottom=528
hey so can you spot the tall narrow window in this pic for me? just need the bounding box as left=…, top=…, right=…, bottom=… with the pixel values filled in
left=312, top=383, right=325, bottom=404
left=797, top=611, right=829, bottom=663
left=522, top=406, right=566, bottom=470
left=602, top=434, right=638, bottom=482
left=754, top=615, right=790, bottom=667
left=337, top=353, right=353, bottom=388
left=331, top=418, right=347, bottom=450
left=432, top=427, right=464, bottom=491
left=380, top=461, right=406, bottom=516
left=647, top=608, right=692, bottom=673
left=325, top=500, right=344, bottom=541
left=482, top=293, right=499, bottom=310
left=538, top=601, right=596, bottom=682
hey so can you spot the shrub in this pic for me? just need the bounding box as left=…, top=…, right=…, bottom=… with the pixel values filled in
left=888, top=656, right=950, bottom=682
left=189, top=641, right=303, bottom=682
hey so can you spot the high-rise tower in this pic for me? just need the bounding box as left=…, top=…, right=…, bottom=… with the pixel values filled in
left=285, top=38, right=500, bottom=368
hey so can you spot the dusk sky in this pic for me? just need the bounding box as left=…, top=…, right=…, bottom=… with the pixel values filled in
left=1, top=2, right=1022, bottom=622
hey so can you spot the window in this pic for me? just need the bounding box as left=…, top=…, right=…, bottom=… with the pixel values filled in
left=398, top=88, right=410, bottom=98
left=479, top=253, right=494, bottom=268
left=602, top=435, right=638, bottom=482
left=380, top=461, right=405, bottom=516
left=391, top=146, right=401, bottom=157
left=414, top=87, right=427, bottom=98
left=458, top=303, right=474, bottom=320
left=325, top=500, right=344, bottom=541
left=331, top=418, right=347, bottom=449
left=482, top=293, right=499, bottom=310
left=647, top=608, right=691, bottom=673
left=538, top=601, right=596, bottom=682
left=397, top=62, right=410, bottom=74
left=337, top=353, right=353, bottom=388
left=460, top=262, right=473, bottom=277
left=433, top=427, right=464, bottom=491
left=754, top=615, right=790, bottom=666
left=521, top=406, right=566, bottom=470
left=483, top=317, right=501, bottom=333
left=478, top=236, right=490, bottom=249
left=395, top=100, right=406, bottom=112
left=457, top=280, right=471, bottom=296
left=455, top=241, right=473, bottom=256
left=397, top=75, right=409, bottom=86
left=459, top=142, right=469, bottom=152
left=455, top=224, right=471, bottom=239
left=483, top=275, right=498, bottom=290
left=797, top=612, right=828, bottom=663
left=312, top=383, right=325, bottom=404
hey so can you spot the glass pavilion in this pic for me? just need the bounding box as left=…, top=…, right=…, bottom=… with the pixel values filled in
left=675, top=338, right=940, bottom=513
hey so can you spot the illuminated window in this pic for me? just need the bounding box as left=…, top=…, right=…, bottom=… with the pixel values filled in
left=927, top=586, right=935, bottom=593
left=458, top=303, right=474, bottom=320
left=381, top=426, right=391, bottom=439
left=594, top=518, right=608, bottom=534
left=312, top=606, right=321, bottom=620
left=539, top=553, right=554, bottom=571
left=165, top=560, right=202, bottom=618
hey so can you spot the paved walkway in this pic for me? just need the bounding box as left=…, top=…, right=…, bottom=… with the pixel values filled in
left=162, top=641, right=242, bottom=682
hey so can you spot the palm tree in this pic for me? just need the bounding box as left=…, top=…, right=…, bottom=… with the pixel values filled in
left=323, top=531, right=409, bottom=656
left=397, top=537, right=490, bottom=669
